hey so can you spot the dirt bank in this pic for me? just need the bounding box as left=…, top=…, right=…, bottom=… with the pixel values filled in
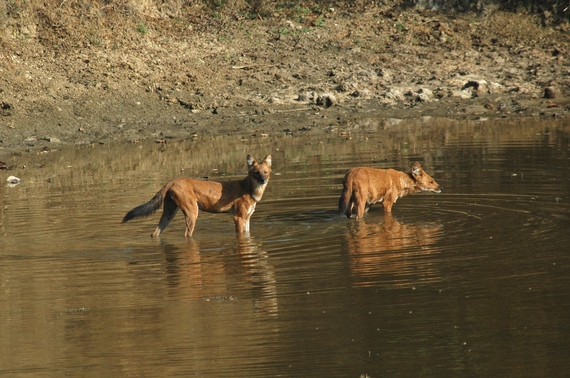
left=1, top=2, right=569, bottom=161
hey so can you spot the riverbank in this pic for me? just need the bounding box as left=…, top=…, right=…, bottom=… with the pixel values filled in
left=1, top=2, right=569, bottom=161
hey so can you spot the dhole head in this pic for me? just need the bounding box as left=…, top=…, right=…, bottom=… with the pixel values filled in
left=247, top=154, right=272, bottom=185
left=411, top=162, right=442, bottom=193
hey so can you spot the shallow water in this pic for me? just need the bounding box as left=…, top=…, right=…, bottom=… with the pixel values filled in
left=1, top=117, right=569, bottom=377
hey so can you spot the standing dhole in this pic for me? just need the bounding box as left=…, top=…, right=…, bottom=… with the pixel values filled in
left=339, top=161, right=442, bottom=218
left=123, top=154, right=272, bottom=237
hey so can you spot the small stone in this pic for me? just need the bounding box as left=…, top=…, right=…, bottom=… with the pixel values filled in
left=544, top=87, right=556, bottom=99
left=417, top=88, right=434, bottom=102
left=7, top=175, right=21, bottom=185
left=384, top=88, right=404, bottom=101
left=351, top=89, right=371, bottom=98
left=336, top=81, right=357, bottom=92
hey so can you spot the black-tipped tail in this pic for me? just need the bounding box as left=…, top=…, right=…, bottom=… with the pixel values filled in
left=122, top=191, right=164, bottom=223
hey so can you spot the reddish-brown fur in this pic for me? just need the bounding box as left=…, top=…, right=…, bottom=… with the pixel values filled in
left=123, top=154, right=272, bottom=237
left=338, top=162, right=442, bottom=218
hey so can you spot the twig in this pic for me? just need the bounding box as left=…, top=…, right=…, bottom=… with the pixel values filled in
left=231, top=64, right=277, bottom=70
left=421, top=19, right=440, bottom=25
left=275, top=107, right=311, bottom=113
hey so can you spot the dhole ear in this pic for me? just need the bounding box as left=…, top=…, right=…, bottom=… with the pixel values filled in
left=263, top=155, right=272, bottom=167
left=247, top=154, right=256, bottom=168
left=412, top=162, right=422, bottom=176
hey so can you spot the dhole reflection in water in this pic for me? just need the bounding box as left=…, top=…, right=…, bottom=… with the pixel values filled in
left=159, top=236, right=278, bottom=315
left=344, top=214, right=443, bottom=288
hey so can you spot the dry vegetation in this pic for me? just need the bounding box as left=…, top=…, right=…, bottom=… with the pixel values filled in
left=0, top=0, right=569, bottom=153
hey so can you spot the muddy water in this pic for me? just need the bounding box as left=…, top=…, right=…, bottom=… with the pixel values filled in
left=1, top=117, right=569, bottom=377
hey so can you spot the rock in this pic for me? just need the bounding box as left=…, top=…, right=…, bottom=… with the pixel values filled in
left=7, top=176, right=21, bottom=185
left=376, top=68, right=393, bottom=83
left=296, top=91, right=317, bottom=102
left=316, top=93, right=336, bottom=108
left=488, top=82, right=504, bottom=94
left=266, top=96, right=282, bottom=104
left=417, top=88, right=435, bottom=102
left=463, top=80, right=489, bottom=93
left=351, top=89, right=371, bottom=98
left=1, top=102, right=12, bottom=116
left=296, top=92, right=308, bottom=101
left=384, top=88, right=405, bottom=102
left=544, top=87, right=557, bottom=99
left=452, top=88, right=473, bottom=99
left=336, top=81, right=357, bottom=93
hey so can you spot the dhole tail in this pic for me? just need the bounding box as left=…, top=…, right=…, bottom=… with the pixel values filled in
left=338, top=185, right=352, bottom=218
left=122, top=186, right=168, bottom=223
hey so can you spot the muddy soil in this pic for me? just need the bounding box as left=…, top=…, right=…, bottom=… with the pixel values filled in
left=1, top=5, right=569, bottom=161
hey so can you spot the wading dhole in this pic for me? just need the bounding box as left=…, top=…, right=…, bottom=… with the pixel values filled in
left=338, top=161, right=442, bottom=218
left=122, top=154, right=272, bottom=237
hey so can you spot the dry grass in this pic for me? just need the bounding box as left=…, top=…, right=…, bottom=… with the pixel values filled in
left=2, top=0, right=567, bottom=49
left=1, top=0, right=564, bottom=63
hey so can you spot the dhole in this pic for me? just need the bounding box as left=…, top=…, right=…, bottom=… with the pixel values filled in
left=123, top=154, right=272, bottom=237
left=339, top=161, right=442, bottom=218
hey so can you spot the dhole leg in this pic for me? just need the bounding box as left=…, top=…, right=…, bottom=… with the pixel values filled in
left=182, top=207, right=198, bottom=238
left=184, top=216, right=197, bottom=237
left=345, top=200, right=354, bottom=218
left=174, top=195, right=199, bottom=238
left=235, top=203, right=255, bottom=234
left=151, top=196, right=179, bottom=238
left=382, top=193, right=398, bottom=213
left=234, top=215, right=246, bottom=233
left=382, top=198, right=395, bottom=213
left=242, top=217, right=251, bottom=233
left=355, top=199, right=367, bottom=219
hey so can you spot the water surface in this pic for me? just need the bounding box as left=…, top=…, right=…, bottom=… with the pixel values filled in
left=1, top=117, right=569, bottom=377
